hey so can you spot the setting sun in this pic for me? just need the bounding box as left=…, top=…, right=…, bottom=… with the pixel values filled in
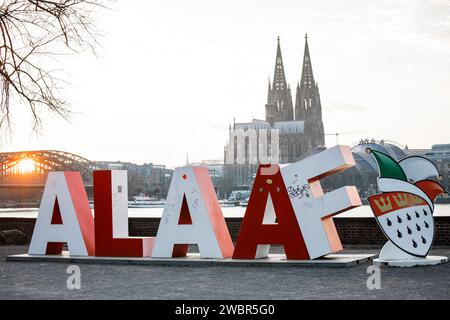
left=17, top=158, right=35, bottom=174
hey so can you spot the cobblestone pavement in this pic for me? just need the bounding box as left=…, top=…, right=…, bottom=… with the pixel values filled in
left=0, top=246, right=449, bottom=300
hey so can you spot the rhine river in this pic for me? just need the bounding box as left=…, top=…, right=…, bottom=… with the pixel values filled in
left=1, top=205, right=450, bottom=219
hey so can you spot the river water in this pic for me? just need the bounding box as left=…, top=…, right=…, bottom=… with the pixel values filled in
left=1, top=205, right=450, bottom=219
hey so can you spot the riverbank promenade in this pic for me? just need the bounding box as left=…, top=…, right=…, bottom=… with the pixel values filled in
left=1, top=246, right=449, bottom=300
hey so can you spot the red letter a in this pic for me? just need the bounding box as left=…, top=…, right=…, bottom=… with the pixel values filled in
left=233, top=165, right=309, bottom=260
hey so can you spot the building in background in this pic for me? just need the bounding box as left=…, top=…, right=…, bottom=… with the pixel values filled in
left=223, top=35, right=325, bottom=196
left=93, top=161, right=173, bottom=199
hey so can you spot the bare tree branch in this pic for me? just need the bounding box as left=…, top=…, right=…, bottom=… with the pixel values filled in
left=0, top=0, right=106, bottom=135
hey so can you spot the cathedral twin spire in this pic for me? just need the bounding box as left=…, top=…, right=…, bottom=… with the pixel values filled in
left=266, top=37, right=293, bottom=123
left=265, top=34, right=321, bottom=125
left=299, top=34, right=316, bottom=90
left=273, top=36, right=288, bottom=92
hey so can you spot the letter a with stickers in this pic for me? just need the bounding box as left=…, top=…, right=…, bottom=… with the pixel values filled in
left=151, top=166, right=234, bottom=259
left=233, top=164, right=309, bottom=260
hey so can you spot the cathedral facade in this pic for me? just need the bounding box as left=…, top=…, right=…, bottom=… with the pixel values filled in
left=265, top=35, right=325, bottom=162
left=222, top=35, right=325, bottom=194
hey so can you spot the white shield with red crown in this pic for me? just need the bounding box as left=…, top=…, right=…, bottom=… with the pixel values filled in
left=366, top=148, right=447, bottom=267
left=368, top=192, right=434, bottom=257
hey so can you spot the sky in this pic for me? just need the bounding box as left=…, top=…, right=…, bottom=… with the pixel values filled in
left=2, top=0, right=450, bottom=168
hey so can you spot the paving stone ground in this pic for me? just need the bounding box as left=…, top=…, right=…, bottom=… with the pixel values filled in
left=0, top=246, right=449, bottom=300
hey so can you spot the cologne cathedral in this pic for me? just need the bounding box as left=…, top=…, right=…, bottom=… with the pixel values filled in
left=223, top=35, right=326, bottom=193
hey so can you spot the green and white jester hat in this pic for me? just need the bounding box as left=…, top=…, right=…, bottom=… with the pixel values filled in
left=366, top=148, right=446, bottom=211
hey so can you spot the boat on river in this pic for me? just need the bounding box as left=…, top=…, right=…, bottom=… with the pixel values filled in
left=128, top=196, right=166, bottom=208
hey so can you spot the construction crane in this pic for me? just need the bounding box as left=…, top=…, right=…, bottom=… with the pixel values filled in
left=325, top=131, right=378, bottom=146
left=325, top=133, right=340, bottom=145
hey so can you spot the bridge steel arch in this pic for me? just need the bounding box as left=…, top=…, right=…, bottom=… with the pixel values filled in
left=0, top=150, right=97, bottom=185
